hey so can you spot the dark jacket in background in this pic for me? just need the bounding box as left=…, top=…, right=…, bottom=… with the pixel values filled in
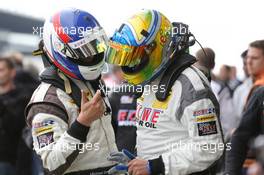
left=0, top=87, right=33, bottom=175
left=225, top=86, right=264, bottom=175
left=109, top=85, right=137, bottom=153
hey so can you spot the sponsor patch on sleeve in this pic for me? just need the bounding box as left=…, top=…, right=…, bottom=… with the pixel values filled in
left=194, top=108, right=218, bottom=136
left=193, top=108, right=215, bottom=116
left=195, top=115, right=216, bottom=122
left=33, top=120, right=54, bottom=136
left=197, top=121, right=217, bottom=136
left=37, top=132, right=54, bottom=148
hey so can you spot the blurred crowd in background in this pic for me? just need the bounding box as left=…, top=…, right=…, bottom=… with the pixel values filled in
left=0, top=9, right=263, bottom=175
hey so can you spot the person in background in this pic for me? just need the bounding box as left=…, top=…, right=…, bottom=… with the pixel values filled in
left=215, top=65, right=237, bottom=136
left=7, top=52, right=43, bottom=175
left=7, top=52, right=39, bottom=90
left=233, top=50, right=253, bottom=126
left=108, top=66, right=137, bottom=153
left=194, top=47, right=221, bottom=97
left=194, top=47, right=216, bottom=81
left=0, top=57, right=32, bottom=175
left=102, top=65, right=124, bottom=89
left=225, top=39, right=264, bottom=175
left=229, top=66, right=242, bottom=91
left=218, top=65, right=232, bottom=87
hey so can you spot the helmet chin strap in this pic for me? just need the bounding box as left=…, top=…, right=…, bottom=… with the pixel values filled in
left=57, top=69, right=72, bottom=94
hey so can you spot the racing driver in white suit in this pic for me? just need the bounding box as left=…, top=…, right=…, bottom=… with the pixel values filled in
left=106, top=9, right=224, bottom=175
left=26, top=8, right=117, bottom=175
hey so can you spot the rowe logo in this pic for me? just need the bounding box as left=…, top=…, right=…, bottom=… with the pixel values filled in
left=136, top=104, right=162, bottom=129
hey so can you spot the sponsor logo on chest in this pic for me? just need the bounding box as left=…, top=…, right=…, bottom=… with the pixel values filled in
left=136, top=103, right=163, bottom=129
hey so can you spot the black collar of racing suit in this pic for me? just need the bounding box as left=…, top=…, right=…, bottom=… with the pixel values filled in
left=155, top=52, right=197, bottom=101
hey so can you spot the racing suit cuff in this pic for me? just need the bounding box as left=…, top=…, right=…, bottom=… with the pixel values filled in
left=148, top=156, right=165, bottom=175
left=67, top=120, right=90, bottom=142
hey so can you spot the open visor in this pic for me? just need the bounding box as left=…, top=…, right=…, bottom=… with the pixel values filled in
left=64, top=28, right=108, bottom=64
left=106, top=40, right=146, bottom=67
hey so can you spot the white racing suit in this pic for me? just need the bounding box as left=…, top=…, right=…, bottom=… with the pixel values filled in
left=25, top=80, right=117, bottom=175
left=136, top=66, right=224, bottom=175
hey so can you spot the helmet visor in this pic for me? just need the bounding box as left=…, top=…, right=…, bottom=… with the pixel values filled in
left=65, top=28, right=108, bottom=63
left=106, top=40, right=146, bottom=67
